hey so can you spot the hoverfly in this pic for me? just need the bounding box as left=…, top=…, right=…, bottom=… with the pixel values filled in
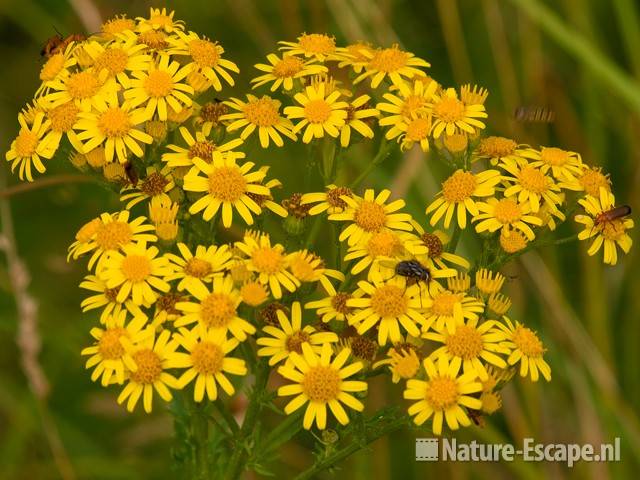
left=41, top=33, right=86, bottom=58
left=514, top=106, right=556, bottom=123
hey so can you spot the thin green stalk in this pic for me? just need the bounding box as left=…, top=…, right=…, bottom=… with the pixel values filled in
left=212, top=399, right=240, bottom=435
left=292, top=414, right=409, bottom=480
left=507, top=0, right=640, bottom=117
left=224, top=360, right=270, bottom=480
left=260, top=409, right=305, bottom=457
left=447, top=222, right=462, bottom=253
left=190, top=398, right=211, bottom=480
left=350, top=138, right=392, bottom=189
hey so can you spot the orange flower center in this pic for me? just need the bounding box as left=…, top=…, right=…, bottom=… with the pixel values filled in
left=512, top=325, right=544, bottom=357
left=98, top=107, right=131, bottom=137
left=354, top=200, right=386, bottom=232
left=200, top=293, right=237, bottom=328
left=369, top=46, right=408, bottom=72
left=272, top=56, right=304, bottom=77
left=98, top=327, right=127, bottom=359
left=121, top=254, right=152, bottom=282
left=191, top=341, right=224, bottom=375
left=189, top=39, right=220, bottom=67
left=370, top=284, right=407, bottom=318
left=425, top=376, right=459, bottom=410
left=66, top=71, right=100, bottom=100
left=207, top=166, right=247, bottom=201
left=243, top=97, right=281, bottom=127
left=304, top=99, right=332, bottom=123
left=446, top=325, right=483, bottom=360
left=442, top=170, right=477, bottom=203
left=130, top=349, right=162, bottom=384
left=145, top=69, right=173, bottom=97
left=301, top=366, right=341, bottom=402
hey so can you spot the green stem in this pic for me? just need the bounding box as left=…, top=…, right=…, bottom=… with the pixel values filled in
left=492, top=232, right=580, bottom=269
left=190, top=398, right=211, bottom=480
left=447, top=222, right=462, bottom=253
left=292, top=414, right=409, bottom=480
left=350, top=138, right=392, bottom=189
left=212, top=399, right=240, bottom=435
left=260, top=409, right=305, bottom=457
left=224, top=360, right=270, bottom=480
left=507, top=0, right=640, bottom=117
left=304, top=215, right=324, bottom=249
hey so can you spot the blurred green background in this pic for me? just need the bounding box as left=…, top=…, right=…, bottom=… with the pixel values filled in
left=1, top=0, right=639, bottom=478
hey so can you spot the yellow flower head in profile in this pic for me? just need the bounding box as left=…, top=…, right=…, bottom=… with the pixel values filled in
left=81, top=310, right=151, bottom=386
left=354, top=44, right=430, bottom=88
left=75, top=96, right=153, bottom=164
left=162, top=126, right=244, bottom=168
left=578, top=166, right=611, bottom=197
left=520, top=146, right=584, bottom=182
left=170, top=326, right=247, bottom=402
left=378, top=77, right=437, bottom=127
left=347, top=277, right=430, bottom=345
left=502, top=162, right=563, bottom=213
left=124, top=55, right=194, bottom=121
left=117, top=329, right=179, bottom=413
left=100, top=14, right=136, bottom=40
left=36, top=43, right=77, bottom=96
left=5, top=112, right=57, bottom=182
left=474, top=135, right=527, bottom=166
left=473, top=197, right=543, bottom=241
left=305, top=292, right=356, bottom=323
left=427, top=169, right=501, bottom=229
left=424, top=318, right=509, bottom=381
left=422, top=287, right=485, bottom=333
left=301, top=185, right=355, bottom=216
left=277, top=343, right=368, bottom=430
left=284, top=82, right=348, bottom=143
left=101, top=241, right=172, bottom=305
left=168, top=31, right=239, bottom=91
left=79, top=274, right=145, bottom=323
left=175, top=275, right=256, bottom=341
left=475, top=268, right=505, bottom=295
left=575, top=188, right=633, bottom=265
left=340, top=95, right=379, bottom=147
left=41, top=100, right=84, bottom=154
left=251, top=53, right=327, bottom=91
left=136, top=7, right=185, bottom=33
left=286, top=250, right=345, bottom=295
left=374, top=344, right=421, bottom=383
left=257, top=301, right=338, bottom=366
left=495, top=317, right=551, bottom=382
left=120, top=164, right=175, bottom=209
left=222, top=95, right=297, bottom=147
left=411, top=223, right=470, bottom=272
left=183, top=153, right=272, bottom=228
left=430, top=87, right=487, bottom=138
left=68, top=211, right=157, bottom=270
left=404, top=355, right=482, bottom=435
left=44, top=69, right=119, bottom=113
left=234, top=232, right=300, bottom=299
left=82, top=37, right=151, bottom=88
left=329, top=189, right=413, bottom=246
left=278, top=33, right=342, bottom=62
left=164, top=243, right=232, bottom=295
left=338, top=42, right=375, bottom=73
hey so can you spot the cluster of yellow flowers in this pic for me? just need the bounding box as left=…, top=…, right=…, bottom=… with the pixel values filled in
left=5, top=8, right=633, bottom=439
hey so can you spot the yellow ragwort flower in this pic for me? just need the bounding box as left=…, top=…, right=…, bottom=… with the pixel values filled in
left=277, top=343, right=368, bottom=430
left=222, top=95, right=296, bottom=147
left=404, top=355, right=482, bottom=435
left=170, top=326, right=247, bottom=402
left=284, top=82, right=348, bottom=143
left=575, top=187, right=633, bottom=265
left=257, top=301, right=338, bottom=366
